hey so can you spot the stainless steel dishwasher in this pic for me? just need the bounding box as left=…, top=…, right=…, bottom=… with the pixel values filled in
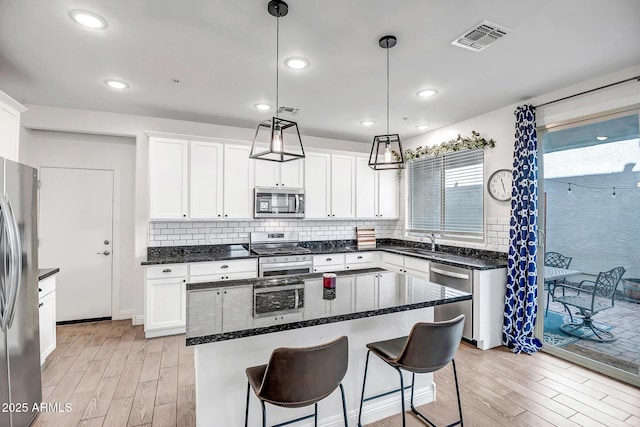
left=430, top=263, right=473, bottom=341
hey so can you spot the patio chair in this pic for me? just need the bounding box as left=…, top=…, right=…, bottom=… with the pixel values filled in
left=544, top=252, right=573, bottom=316
left=553, top=266, right=626, bottom=342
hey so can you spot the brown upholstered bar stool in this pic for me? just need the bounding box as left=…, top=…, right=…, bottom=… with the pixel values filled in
left=245, top=336, right=349, bottom=427
left=357, top=315, right=465, bottom=427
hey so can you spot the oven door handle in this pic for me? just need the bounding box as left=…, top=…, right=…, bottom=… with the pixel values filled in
left=260, top=261, right=312, bottom=269
left=254, top=284, right=305, bottom=293
left=294, top=289, right=300, bottom=308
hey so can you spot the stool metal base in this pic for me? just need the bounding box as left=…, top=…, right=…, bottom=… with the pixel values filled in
left=357, top=350, right=464, bottom=427
left=245, top=382, right=348, bottom=427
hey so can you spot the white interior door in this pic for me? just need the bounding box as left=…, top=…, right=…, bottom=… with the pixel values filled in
left=39, top=167, right=113, bottom=322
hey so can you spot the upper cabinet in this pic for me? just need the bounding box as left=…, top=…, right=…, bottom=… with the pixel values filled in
left=149, top=136, right=253, bottom=220
left=304, top=152, right=355, bottom=219
left=253, top=158, right=304, bottom=188
left=355, top=157, right=399, bottom=219
left=0, top=90, right=27, bottom=162
left=149, top=138, right=189, bottom=219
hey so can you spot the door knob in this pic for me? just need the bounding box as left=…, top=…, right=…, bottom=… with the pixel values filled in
left=97, top=251, right=110, bottom=255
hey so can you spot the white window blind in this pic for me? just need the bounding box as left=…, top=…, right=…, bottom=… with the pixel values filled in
left=406, top=149, right=484, bottom=238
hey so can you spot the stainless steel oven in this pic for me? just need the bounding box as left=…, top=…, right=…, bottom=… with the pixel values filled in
left=253, top=279, right=304, bottom=319
left=254, top=187, right=305, bottom=218
left=259, top=255, right=313, bottom=277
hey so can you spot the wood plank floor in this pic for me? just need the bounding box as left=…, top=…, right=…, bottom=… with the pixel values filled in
left=35, top=320, right=639, bottom=426
left=34, top=320, right=195, bottom=427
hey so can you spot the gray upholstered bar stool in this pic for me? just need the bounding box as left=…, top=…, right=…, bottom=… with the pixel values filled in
left=357, top=315, right=465, bottom=427
left=244, top=336, right=349, bottom=427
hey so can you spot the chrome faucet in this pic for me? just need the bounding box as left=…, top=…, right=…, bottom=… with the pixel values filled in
left=429, top=233, right=436, bottom=251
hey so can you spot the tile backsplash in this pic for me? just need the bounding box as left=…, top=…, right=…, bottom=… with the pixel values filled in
left=148, top=217, right=510, bottom=253
left=149, top=219, right=404, bottom=247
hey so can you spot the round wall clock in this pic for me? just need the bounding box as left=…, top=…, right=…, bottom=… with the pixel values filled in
left=487, top=169, right=512, bottom=201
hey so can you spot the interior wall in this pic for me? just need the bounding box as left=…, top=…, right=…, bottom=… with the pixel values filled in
left=19, top=129, right=136, bottom=318
left=18, top=106, right=371, bottom=323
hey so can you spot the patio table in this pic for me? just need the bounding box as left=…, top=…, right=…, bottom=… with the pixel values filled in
left=545, top=266, right=581, bottom=281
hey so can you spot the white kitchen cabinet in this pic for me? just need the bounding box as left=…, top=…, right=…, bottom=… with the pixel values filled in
left=223, top=144, right=253, bottom=219
left=190, top=141, right=224, bottom=219
left=145, top=264, right=188, bottom=338
left=380, top=252, right=429, bottom=278
left=377, top=170, right=399, bottom=219
left=189, top=259, right=257, bottom=282
left=304, top=152, right=331, bottom=218
left=355, top=157, right=399, bottom=219
left=354, top=274, right=377, bottom=311
left=304, top=279, right=327, bottom=320
left=344, top=252, right=378, bottom=270
left=186, top=284, right=253, bottom=336
left=313, top=254, right=345, bottom=273
left=0, top=90, right=26, bottom=162
left=38, top=275, right=57, bottom=365
left=221, top=286, right=253, bottom=332
left=254, top=159, right=304, bottom=188
left=330, top=277, right=354, bottom=316
left=149, top=137, right=189, bottom=219
left=304, top=152, right=356, bottom=219
left=330, top=155, right=356, bottom=218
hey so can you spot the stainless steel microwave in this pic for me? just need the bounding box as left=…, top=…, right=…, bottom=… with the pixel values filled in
left=254, top=187, right=305, bottom=218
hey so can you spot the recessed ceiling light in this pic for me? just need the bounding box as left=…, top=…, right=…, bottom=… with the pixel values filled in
left=596, top=136, right=608, bottom=141
left=417, top=89, right=438, bottom=98
left=255, top=103, right=272, bottom=111
left=360, top=120, right=375, bottom=126
left=104, top=80, right=129, bottom=90
left=416, top=124, right=429, bottom=131
left=69, top=10, right=107, bottom=29
left=284, top=57, right=309, bottom=70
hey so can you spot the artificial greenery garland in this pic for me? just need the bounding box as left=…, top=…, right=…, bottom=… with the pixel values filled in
left=396, top=130, right=496, bottom=162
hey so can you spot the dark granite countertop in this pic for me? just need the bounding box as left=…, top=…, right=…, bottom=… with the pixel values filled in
left=186, top=268, right=472, bottom=345
left=142, top=244, right=256, bottom=265
left=38, top=268, right=60, bottom=281
left=143, top=239, right=507, bottom=270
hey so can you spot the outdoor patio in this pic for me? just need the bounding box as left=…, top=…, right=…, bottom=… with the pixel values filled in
left=543, top=287, right=640, bottom=375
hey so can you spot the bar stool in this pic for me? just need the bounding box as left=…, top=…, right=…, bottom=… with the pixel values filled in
left=357, top=315, right=465, bottom=427
left=245, top=336, right=349, bottom=427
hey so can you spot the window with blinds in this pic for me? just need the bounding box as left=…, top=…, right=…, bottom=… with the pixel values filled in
left=406, top=149, right=484, bottom=238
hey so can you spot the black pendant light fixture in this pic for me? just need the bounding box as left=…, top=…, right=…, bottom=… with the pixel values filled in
left=250, top=0, right=305, bottom=163
left=368, top=35, right=405, bottom=170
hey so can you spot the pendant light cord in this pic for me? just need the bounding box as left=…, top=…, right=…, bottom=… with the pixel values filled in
left=276, top=10, right=280, bottom=119
left=386, top=41, right=390, bottom=136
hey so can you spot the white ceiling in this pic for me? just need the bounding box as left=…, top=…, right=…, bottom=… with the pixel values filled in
left=1, top=0, right=639, bottom=143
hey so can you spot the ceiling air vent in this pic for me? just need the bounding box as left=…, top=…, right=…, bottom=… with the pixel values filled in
left=277, top=105, right=300, bottom=115
left=451, top=20, right=512, bottom=52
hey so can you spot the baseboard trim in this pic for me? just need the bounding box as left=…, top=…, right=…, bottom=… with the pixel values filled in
left=132, top=315, right=145, bottom=326
left=113, top=310, right=134, bottom=321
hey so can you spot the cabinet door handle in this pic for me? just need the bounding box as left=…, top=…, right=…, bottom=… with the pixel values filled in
left=162, top=268, right=172, bottom=273
left=224, top=214, right=228, bottom=217
left=224, top=291, right=227, bottom=294
left=39, top=302, right=44, bottom=308
left=183, top=214, right=186, bottom=218
left=326, top=258, right=332, bottom=261
left=221, top=265, right=229, bottom=269
left=218, top=214, right=221, bottom=217
left=327, top=214, right=330, bottom=217
left=357, top=256, right=363, bottom=259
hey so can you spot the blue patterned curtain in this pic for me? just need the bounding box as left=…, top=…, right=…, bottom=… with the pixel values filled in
left=502, top=104, right=543, bottom=354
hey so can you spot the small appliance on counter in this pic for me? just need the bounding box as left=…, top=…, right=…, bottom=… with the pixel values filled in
left=254, top=187, right=304, bottom=218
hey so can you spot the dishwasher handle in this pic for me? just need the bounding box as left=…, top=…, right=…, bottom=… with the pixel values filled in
left=430, top=266, right=470, bottom=280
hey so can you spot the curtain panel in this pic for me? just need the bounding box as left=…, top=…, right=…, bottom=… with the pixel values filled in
left=502, top=104, right=543, bottom=354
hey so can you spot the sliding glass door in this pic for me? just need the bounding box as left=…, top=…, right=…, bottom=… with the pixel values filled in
left=536, top=107, right=640, bottom=387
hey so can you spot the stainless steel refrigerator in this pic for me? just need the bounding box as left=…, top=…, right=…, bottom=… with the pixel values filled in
left=0, top=158, right=41, bottom=427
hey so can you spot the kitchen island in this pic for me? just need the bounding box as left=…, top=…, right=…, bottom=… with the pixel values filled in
left=187, top=268, right=471, bottom=426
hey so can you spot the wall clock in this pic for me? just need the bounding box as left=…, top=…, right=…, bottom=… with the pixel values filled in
left=487, top=169, right=512, bottom=201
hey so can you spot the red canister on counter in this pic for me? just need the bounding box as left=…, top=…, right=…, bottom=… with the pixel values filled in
left=323, top=273, right=337, bottom=289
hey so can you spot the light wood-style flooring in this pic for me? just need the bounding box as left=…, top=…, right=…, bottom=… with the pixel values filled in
left=35, top=320, right=640, bottom=426
left=34, top=320, right=195, bottom=427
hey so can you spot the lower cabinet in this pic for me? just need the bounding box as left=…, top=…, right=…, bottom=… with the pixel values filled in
left=312, top=254, right=345, bottom=273
left=38, top=276, right=57, bottom=365
left=145, top=260, right=257, bottom=338
left=344, top=252, right=378, bottom=270
left=379, top=252, right=430, bottom=279
left=187, top=285, right=253, bottom=336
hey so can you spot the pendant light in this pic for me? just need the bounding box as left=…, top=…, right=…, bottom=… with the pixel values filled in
left=250, top=0, right=305, bottom=163
left=368, top=35, right=405, bottom=170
